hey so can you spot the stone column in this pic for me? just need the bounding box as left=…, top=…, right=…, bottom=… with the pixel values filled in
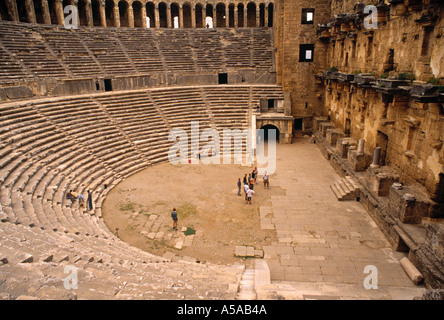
left=191, top=6, right=196, bottom=28
left=358, top=139, right=365, bottom=154
left=203, top=4, right=207, bottom=27
left=256, top=4, right=259, bottom=27
left=85, top=0, right=94, bottom=26
left=41, top=0, right=52, bottom=24
left=371, top=147, right=381, bottom=167
left=234, top=5, right=238, bottom=28
left=213, top=6, right=216, bottom=28
left=141, top=4, right=147, bottom=28
left=154, top=4, right=160, bottom=28
left=265, top=4, right=268, bottom=27
left=243, top=5, right=247, bottom=28
left=179, top=4, right=183, bottom=28
left=99, top=0, right=106, bottom=27
left=55, top=0, right=65, bottom=25
left=127, top=4, right=134, bottom=27
left=166, top=4, right=171, bottom=28
left=25, top=0, right=37, bottom=23
left=113, top=2, right=120, bottom=27
left=73, top=0, right=80, bottom=26
left=7, top=0, right=19, bottom=22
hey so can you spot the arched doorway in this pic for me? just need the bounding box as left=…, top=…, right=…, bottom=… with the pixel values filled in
left=16, top=0, right=30, bottom=23
left=195, top=3, right=203, bottom=28
left=91, top=0, right=102, bottom=26
left=171, top=2, right=180, bottom=28
left=146, top=2, right=155, bottom=28
left=205, top=4, right=213, bottom=28
left=247, top=2, right=256, bottom=27
left=33, top=0, right=46, bottom=24
left=228, top=3, right=235, bottom=28
left=267, top=3, right=273, bottom=27
left=158, top=2, right=167, bottom=27
left=105, top=0, right=115, bottom=27
left=132, top=1, right=144, bottom=28
left=183, top=2, right=192, bottom=28
left=259, top=3, right=265, bottom=27
left=259, top=124, right=280, bottom=143
left=118, top=1, right=130, bottom=27
left=0, top=1, right=13, bottom=21
left=237, top=3, right=244, bottom=27
left=216, top=3, right=226, bottom=28
left=78, top=0, right=89, bottom=26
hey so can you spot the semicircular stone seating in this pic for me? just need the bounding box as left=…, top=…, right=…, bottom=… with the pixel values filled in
left=0, top=84, right=284, bottom=300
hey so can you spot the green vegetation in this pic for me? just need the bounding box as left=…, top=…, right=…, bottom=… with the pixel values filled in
left=119, top=201, right=137, bottom=212
left=183, top=227, right=196, bottom=236
left=397, top=73, right=415, bottom=81
left=328, top=66, right=339, bottom=72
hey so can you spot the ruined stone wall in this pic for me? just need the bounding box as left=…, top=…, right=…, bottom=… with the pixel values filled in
left=274, top=0, right=330, bottom=123
left=319, top=1, right=444, bottom=201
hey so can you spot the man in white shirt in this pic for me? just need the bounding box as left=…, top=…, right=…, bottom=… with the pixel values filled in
left=246, top=188, right=255, bottom=204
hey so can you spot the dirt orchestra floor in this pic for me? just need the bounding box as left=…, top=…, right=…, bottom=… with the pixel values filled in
left=102, top=137, right=427, bottom=299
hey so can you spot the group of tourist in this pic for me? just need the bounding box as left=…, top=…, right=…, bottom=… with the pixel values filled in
left=67, top=190, right=94, bottom=211
left=237, top=167, right=270, bottom=205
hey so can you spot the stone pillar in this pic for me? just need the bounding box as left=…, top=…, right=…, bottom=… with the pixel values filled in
left=256, top=4, right=259, bottom=27
left=224, top=3, right=228, bottom=27
left=8, top=0, right=19, bottom=22
left=85, top=0, right=94, bottom=26
left=179, top=4, right=183, bottom=28
left=213, top=6, right=216, bottom=27
left=371, top=147, right=381, bottom=167
left=154, top=4, right=160, bottom=28
left=25, top=0, right=37, bottom=23
left=113, top=3, right=120, bottom=27
left=203, top=4, right=207, bottom=27
left=166, top=4, right=171, bottom=28
left=265, top=4, right=268, bottom=27
left=243, top=5, right=247, bottom=28
left=41, top=0, right=52, bottom=24
left=141, top=4, right=147, bottom=28
left=234, top=5, right=238, bottom=28
left=191, top=6, right=196, bottom=28
left=73, top=0, right=80, bottom=26
left=358, top=139, right=365, bottom=154
left=127, top=4, right=134, bottom=27
left=99, top=0, right=106, bottom=27
left=55, top=0, right=65, bottom=25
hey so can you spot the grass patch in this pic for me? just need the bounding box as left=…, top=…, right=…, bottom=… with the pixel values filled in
left=183, top=227, right=196, bottom=236
left=176, top=203, right=198, bottom=219
left=119, top=201, right=137, bottom=212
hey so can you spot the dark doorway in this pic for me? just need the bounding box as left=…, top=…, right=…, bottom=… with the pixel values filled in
left=104, top=79, right=112, bottom=91
left=376, top=131, right=388, bottom=166
left=345, top=118, right=351, bottom=136
left=294, top=119, right=303, bottom=131
left=218, top=73, right=228, bottom=84
left=260, top=124, right=280, bottom=143
left=268, top=99, right=275, bottom=111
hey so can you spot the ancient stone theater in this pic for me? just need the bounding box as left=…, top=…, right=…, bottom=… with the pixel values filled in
left=0, top=0, right=442, bottom=300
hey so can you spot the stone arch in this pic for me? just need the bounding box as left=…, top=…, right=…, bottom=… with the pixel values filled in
left=267, top=2, right=273, bottom=27
left=228, top=3, right=235, bottom=28
left=247, top=2, right=256, bottom=27
left=195, top=3, right=203, bottom=28
left=259, top=124, right=280, bottom=142
left=170, top=2, right=180, bottom=28
left=205, top=3, right=213, bottom=28
left=215, top=3, right=226, bottom=28
left=182, top=2, right=192, bottom=28
left=132, top=0, right=144, bottom=28
left=118, top=1, right=130, bottom=27
left=158, top=2, right=167, bottom=27
left=146, top=1, right=155, bottom=28
left=105, top=0, right=115, bottom=27
left=237, top=3, right=244, bottom=28
left=259, top=2, right=265, bottom=27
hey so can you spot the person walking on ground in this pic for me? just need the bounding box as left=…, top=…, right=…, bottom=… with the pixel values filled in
left=249, top=177, right=255, bottom=190
left=237, top=178, right=242, bottom=196
left=244, top=183, right=250, bottom=203
left=87, top=190, right=93, bottom=211
left=243, top=174, right=248, bottom=186
left=246, top=188, right=255, bottom=205
left=263, top=171, right=270, bottom=189
left=253, top=167, right=258, bottom=184
left=171, top=208, right=178, bottom=231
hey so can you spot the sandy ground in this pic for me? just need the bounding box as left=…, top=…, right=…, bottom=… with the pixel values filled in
left=102, top=160, right=282, bottom=265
